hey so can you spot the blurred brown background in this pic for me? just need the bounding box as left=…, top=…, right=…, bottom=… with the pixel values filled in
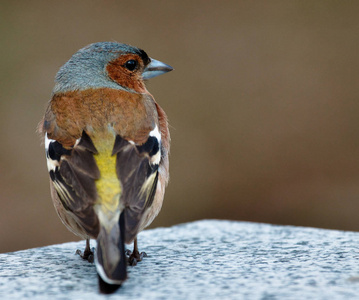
left=1, top=1, right=359, bottom=253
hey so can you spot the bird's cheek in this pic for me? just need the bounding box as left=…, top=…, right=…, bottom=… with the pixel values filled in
left=106, top=64, right=146, bottom=93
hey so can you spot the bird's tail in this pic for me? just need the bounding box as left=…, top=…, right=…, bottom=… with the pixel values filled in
left=95, top=211, right=127, bottom=294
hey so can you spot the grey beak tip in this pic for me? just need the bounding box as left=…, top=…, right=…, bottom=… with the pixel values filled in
left=142, top=58, right=174, bottom=80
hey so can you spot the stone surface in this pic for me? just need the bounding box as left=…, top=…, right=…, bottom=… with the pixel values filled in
left=0, top=220, right=359, bottom=299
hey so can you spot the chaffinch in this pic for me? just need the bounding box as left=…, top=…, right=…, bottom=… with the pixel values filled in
left=39, top=42, right=172, bottom=293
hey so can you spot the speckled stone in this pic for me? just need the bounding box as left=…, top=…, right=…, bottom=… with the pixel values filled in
left=1, top=220, right=359, bottom=299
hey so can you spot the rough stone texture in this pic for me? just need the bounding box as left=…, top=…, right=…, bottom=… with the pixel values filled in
left=0, top=220, right=359, bottom=299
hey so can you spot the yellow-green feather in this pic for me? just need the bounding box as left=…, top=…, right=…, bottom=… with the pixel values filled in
left=92, top=131, right=121, bottom=216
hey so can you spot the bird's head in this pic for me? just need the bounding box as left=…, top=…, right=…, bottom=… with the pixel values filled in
left=53, top=42, right=173, bottom=94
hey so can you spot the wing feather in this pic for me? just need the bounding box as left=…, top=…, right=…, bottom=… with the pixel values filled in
left=46, top=130, right=101, bottom=237
left=113, top=133, right=160, bottom=243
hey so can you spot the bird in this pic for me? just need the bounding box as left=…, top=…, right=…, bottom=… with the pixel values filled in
left=38, top=42, right=172, bottom=293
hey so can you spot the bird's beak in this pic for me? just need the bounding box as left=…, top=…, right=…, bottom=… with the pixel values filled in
left=142, top=58, right=173, bottom=80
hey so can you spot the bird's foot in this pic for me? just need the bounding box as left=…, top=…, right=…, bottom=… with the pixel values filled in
left=76, top=247, right=95, bottom=263
left=125, top=249, right=147, bottom=266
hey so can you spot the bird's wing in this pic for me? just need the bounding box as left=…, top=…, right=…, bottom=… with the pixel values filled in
left=44, top=125, right=161, bottom=242
left=113, top=125, right=162, bottom=243
left=45, top=130, right=100, bottom=237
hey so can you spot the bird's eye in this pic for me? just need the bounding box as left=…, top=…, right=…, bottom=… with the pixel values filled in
left=124, top=60, right=138, bottom=71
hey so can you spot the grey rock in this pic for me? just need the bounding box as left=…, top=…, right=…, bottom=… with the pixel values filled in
left=0, top=220, right=359, bottom=299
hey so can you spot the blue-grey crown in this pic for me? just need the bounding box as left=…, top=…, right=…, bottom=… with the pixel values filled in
left=53, top=42, right=145, bottom=94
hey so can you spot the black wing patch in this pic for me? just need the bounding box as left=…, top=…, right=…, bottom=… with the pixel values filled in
left=136, top=136, right=160, bottom=157
left=48, top=141, right=72, bottom=161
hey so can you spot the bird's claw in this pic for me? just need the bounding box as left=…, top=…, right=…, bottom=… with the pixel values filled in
left=76, top=247, right=95, bottom=263
left=125, top=249, right=147, bottom=266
